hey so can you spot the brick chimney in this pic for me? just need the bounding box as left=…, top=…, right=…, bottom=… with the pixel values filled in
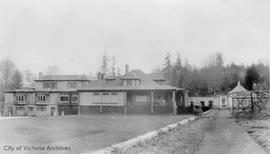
left=125, top=65, right=129, bottom=75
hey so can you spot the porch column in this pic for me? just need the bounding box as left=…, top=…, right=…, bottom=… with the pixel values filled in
left=150, top=91, right=154, bottom=114
left=78, top=93, right=80, bottom=115
left=172, top=91, right=177, bottom=115
left=184, top=91, right=189, bottom=106
left=99, top=93, right=103, bottom=114
left=124, top=92, right=127, bottom=115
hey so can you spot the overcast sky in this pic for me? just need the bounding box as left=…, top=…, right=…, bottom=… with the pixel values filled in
left=0, top=0, right=269, bottom=75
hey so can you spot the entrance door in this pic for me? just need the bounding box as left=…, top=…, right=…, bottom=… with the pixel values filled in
left=221, top=98, right=227, bottom=108
left=51, top=107, right=55, bottom=116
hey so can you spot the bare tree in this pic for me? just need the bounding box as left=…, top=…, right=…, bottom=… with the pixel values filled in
left=23, top=70, right=37, bottom=87
left=10, top=70, right=23, bottom=90
left=0, top=59, right=16, bottom=90
left=111, top=56, right=116, bottom=77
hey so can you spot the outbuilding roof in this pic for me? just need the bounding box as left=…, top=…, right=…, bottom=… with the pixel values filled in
left=228, top=81, right=247, bottom=95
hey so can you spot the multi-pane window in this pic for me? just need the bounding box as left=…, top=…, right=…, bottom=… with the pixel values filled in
left=135, top=95, right=148, bottom=102
left=59, top=93, right=69, bottom=102
left=81, top=81, right=89, bottom=87
left=111, top=93, right=119, bottom=103
left=93, top=93, right=100, bottom=103
left=101, top=93, right=110, bottom=103
left=126, top=80, right=132, bottom=86
left=71, top=93, right=78, bottom=102
left=67, top=82, right=77, bottom=89
left=15, top=93, right=27, bottom=102
left=43, top=82, right=57, bottom=89
left=123, top=80, right=140, bottom=87
left=37, top=93, right=48, bottom=102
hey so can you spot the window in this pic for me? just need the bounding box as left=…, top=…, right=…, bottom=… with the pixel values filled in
left=15, top=93, right=27, bottom=102
left=67, top=82, right=77, bottom=89
left=102, top=93, right=110, bottom=103
left=71, top=93, right=78, bottom=102
left=60, top=93, right=69, bottom=102
left=111, top=93, right=119, bottom=102
left=93, top=93, right=100, bottom=103
left=123, top=80, right=139, bottom=86
left=81, top=81, right=89, bottom=87
left=43, top=82, right=57, bottom=89
left=127, top=80, right=132, bottom=86
left=37, top=93, right=48, bottom=102
left=135, top=95, right=148, bottom=102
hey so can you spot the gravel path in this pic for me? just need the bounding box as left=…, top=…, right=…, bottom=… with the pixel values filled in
left=121, top=114, right=213, bottom=154
left=195, top=110, right=267, bottom=154
left=122, top=110, right=267, bottom=154
left=238, top=119, right=270, bottom=154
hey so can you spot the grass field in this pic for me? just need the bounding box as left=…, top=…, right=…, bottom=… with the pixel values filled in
left=0, top=114, right=192, bottom=154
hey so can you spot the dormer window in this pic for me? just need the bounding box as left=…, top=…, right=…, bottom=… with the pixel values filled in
left=123, top=79, right=140, bottom=87
left=67, top=82, right=77, bottom=89
left=43, top=82, right=57, bottom=89
left=121, top=71, right=141, bottom=87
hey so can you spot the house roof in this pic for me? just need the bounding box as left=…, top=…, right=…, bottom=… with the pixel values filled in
left=78, top=69, right=183, bottom=91
left=35, top=75, right=91, bottom=81
left=121, top=71, right=141, bottom=80
left=228, top=81, right=247, bottom=94
left=5, top=88, right=77, bottom=93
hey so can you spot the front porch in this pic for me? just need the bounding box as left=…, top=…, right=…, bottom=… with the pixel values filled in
left=126, top=90, right=185, bottom=114
left=79, top=89, right=186, bottom=115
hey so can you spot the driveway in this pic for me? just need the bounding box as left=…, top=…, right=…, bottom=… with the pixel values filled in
left=0, top=114, right=191, bottom=154
left=195, top=110, right=267, bottom=154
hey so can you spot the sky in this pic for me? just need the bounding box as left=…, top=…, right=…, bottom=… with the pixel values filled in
left=0, top=0, right=269, bottom=75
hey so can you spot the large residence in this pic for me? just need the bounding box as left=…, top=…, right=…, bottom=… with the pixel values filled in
left=3, top=67, right=188, bottom=116
left=3, top=74, right=90, bottom=116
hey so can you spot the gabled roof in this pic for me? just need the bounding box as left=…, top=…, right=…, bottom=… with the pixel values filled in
left=121, top=71, right=141, bottom=80
left=228, top=81, right=247, bottom=94
left=78, top=69, right=183, bottom=91
left=35, top=75, right=91, bottom=81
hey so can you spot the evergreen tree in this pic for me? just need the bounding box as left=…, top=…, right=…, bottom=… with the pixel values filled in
left=162, top=52, right=173, bottom=85
left=245, top=65, right=260, bottom=90
left=101, top=51, right=110, bottom=77
left=172, top=52, right=182, bottom=87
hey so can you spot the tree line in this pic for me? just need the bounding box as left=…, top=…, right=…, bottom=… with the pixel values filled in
left=158, top=52, right=269, bottom=96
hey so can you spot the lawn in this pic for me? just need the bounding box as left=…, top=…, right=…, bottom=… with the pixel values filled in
left=0, top=114, right=192, bottom=154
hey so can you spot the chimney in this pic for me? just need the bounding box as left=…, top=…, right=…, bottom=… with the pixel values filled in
left=97, top=72, right=101, bottom=80
left=39, top=72, right=42, bottom=77
left=125, top=65, right=129, bottom=75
